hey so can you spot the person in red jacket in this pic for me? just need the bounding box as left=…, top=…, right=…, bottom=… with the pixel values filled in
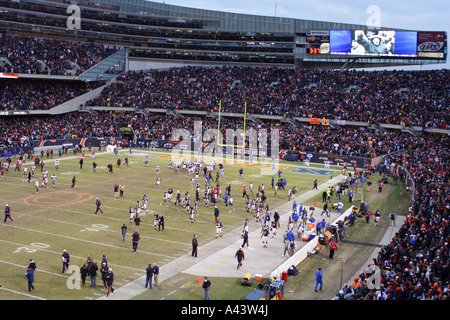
left=329, top=238, right=338, bottom=259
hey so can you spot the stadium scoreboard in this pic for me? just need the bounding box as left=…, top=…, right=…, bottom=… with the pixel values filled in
left=306, top=30, right=446, bottom=59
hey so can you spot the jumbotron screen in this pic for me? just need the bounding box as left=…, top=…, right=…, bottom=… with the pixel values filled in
left=306, top=30, right=445, bottom=58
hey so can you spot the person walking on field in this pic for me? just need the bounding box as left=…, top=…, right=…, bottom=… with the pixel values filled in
left=94, top=198, right=103, bottom=214
left=374, top=209, right=381, bottom=226
left=158, top=214, right=165, bottom=231
left=202, top=276, right=211, bottom=300
left=100, top=262, right=108, bottom=289
left=389, top=211, right=396, bottom=227
left=134, top=215, right=141, bottom=231
left=61, top=249, right=70, bottom=273
left=105, top=268, right=114, bottom=297
left=315, top=267, right=323, bottom=292
left=132, top=229, right=140, bottom=252
left=145, top=264, right=154, bottom=289
left=25, top=267, right=35, bottom=292
left=80, top=263, right=89, bottom=286
left=121, top=224, right=127, bottom=243
left=235, top=247, right=245, bottom=269
left=192, top=234, right=198, bottom=257
left=4, top=204, right=13, bottom=222
left=28, top=258, right=36, bottom=272
left=89, top=262, right=98, bottom=287
left=241, top=230, right=249, bottom=248
left=153, top=263, right=159, bottom=286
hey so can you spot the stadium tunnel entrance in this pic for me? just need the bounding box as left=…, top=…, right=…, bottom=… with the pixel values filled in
left=120, top=126, right=136, bottom=144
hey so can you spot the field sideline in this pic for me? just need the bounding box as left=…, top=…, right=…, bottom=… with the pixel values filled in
left=0, top=147, right=341, bottom=300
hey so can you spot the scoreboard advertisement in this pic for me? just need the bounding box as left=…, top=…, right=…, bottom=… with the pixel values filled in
left=416, top=31, right=445, bottom=58
left=306, top=29, right=446, bottom=59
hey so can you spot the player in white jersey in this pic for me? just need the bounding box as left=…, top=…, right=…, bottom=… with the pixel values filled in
left=135, top=201, right=141, bottom=217
left=270, top=219, right=278, bottom=238
left=160, top=192, right=168, bottom=207
left=251, top=199, right=256, bottom=214
left=228, top=195, right=234, bottom=212
left=189, top=207, right=196, bottom=223
left=261, top=226, right=270, bottom=248
left=242, top=218, right=249, bottom=236
left=193, top=201, right=198, bottom=216
left=153, top=212, right=160, bottom=230
left=216, top=219, right=223, bottom=238
left=51, top=174, right=57, bottom=188
left=129, top=207, right=135, bottom=223
left=287, top=216, right=294, bottom=231
left=142, top=195, right=148, bottom=213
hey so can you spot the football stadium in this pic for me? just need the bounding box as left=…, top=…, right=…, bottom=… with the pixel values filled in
left=0, top=0, right=448, bottom=304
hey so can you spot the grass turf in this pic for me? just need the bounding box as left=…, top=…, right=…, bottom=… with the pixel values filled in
left=0, top=148, right=336, bottom=300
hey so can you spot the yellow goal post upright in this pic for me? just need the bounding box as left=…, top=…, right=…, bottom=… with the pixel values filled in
left=216, top=100, right=249, bottom=165
left=215, top=100, right=278, bottom=175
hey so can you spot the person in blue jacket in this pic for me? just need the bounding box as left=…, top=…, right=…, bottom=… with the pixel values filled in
left=153, top=263, right=160, bottom=286
left=348, top=190, right=354, bottom=203
left=4, top=204, right=13, bottom=222
left=292, top=200, right=298, bottom=213
left=26, top=267, right=35, bottom=292
left=292, top=211, right=299, bottom=230
left=315, top=267, right=323, bottom=292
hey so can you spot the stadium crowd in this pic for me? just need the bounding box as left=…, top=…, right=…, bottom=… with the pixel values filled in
left=0, top=111, right=439, bottom=160
left=87, top=66, right=449, bottom=129
left=1, top=65, right=447, bottom=132
left=0, top=33, right=117, bottom=75
left=334, top=133, right=449, bottom=300
left=0, top=79, right=103, bottom=110
left=0, top=59, right=448, bottom=300
left=2, top=110, right=447, bottom=300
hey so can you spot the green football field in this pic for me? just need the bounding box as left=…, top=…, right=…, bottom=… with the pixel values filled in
left=0, top=147, right=338, bottom=300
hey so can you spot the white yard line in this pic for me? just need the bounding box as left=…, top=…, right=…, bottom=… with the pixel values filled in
left=0, top=286, right=46, bottom=300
